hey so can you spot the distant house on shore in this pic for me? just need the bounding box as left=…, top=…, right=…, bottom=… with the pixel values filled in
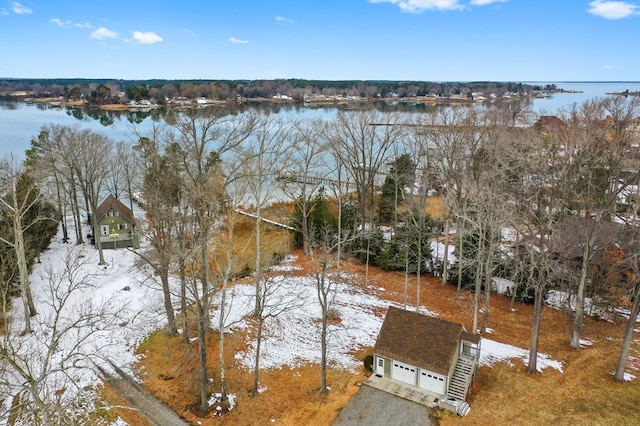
left=373, top=306, right=480, bottom=415
left=93, top=194, right=139, bottom=249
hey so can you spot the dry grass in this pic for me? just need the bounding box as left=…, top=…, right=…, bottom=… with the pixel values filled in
left=99, top=382, right=152, bottom=426
left=103, top=209, right=640, bottom=425
left=123, top=322, right=366, bottom=426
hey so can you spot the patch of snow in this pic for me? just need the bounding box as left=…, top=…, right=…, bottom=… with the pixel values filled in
left=547, top=290, right=615, bottom=321
left=610, top=372, right=636, bottom=382
left=270, top=264, right=302, bottom=272
left=2, top=213, right=168, bottom=421
left=208, top=393, right=236, bottom=412
left=492, top=277, right=515, bottom=295
left=380, top=225, right=394, bottom=241
left=431, top=240, right=456, bottom=265
left=580, top=339, right=593, bottom=347
left=480, top=339, right=563, bottom=373
left=212, top=272, right=436, bottom=371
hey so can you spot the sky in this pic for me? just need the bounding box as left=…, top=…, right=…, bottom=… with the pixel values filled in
left=0, top=0, right=639, bottom=81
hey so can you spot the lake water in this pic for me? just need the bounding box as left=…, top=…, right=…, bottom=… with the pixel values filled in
left=2, top=82, right=640, bottom=159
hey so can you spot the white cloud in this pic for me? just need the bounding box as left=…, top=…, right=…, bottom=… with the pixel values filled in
left=11, top=1, right=32, bottom=14
left=50, top=18, right=93, bottom=29
left=587, top=0, right=639, bottom=19
left=90, top=27, right=119, bottom=40
left=369, top=0, right=465, bottom=12
left=50, top=18, right=70, bottom=27
left=275, top=15, right=294, bottom=23
left=370, top=0, right=510, bottom=11
left=229, top=36, right=249, bottom=44
left=131, top=31, right=163, bottom=44
left=470, top=0, right=507, bottom=5
left=602, top=64, right=616, bottom=69
left=183, top=28, right=197, bottom=37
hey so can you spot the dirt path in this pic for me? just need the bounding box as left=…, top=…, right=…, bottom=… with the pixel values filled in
left=96, top=359, right=189, bottom=426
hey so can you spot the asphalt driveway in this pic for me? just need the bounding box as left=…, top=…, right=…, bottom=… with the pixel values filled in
left=333, top=385, right=433, bottom=426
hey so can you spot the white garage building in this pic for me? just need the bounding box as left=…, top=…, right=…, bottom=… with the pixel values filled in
left=373, top=307, right=481, bottom=414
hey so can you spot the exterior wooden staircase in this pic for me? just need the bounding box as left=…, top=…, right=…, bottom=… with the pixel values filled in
left=439, top=355, right=476, bottom=416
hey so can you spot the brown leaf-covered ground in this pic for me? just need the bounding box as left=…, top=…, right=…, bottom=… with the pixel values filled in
left=103, top=210, right=640, bottom=425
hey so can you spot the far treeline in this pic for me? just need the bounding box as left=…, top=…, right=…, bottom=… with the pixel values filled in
left=0, top=78, right=559, bottom=103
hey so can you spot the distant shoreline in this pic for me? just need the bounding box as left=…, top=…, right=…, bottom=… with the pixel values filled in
left=11, top=91, right=574, bottom=112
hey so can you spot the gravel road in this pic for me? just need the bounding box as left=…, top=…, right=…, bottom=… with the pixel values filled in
left=333, top=385, right=433, bottom=426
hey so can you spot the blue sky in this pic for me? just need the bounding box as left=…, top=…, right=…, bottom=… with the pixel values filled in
left=0, top=0, right=639, bottom=81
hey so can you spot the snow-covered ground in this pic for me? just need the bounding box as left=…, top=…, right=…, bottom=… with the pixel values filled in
left=1, top=222, right=166, bottom=424
left=2, top=220, right=568, bottom=424
left=214, top=255, right=563, bottom=376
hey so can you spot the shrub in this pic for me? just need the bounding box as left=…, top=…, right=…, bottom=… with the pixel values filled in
left=363, top=355, right=373, bottom=372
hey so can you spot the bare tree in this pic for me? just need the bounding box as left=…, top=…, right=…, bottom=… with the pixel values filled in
left=552, top=97, right=640, bottom=348
left=250, top=274, right=304, bottom=396
left=175, top=108, right=257, bottom=330
left=613, top=225, right=640, bottom=382
left=279, top=119, right=329, bottom=255
left=131, top=134, right=183, bottom=336
left=423, top=106, right=484, bottom=286
left=239, top=116, right=293, bottom=316
left=326, top=110, right=403, bottom=231
left=0, top=248, right=125, bottom=425
left=0, top=158, right=45, bottom=332
left=25, top=126, right=71, bottom=244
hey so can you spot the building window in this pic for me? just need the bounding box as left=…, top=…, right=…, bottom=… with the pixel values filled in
left=378, top=358, right=383, bottom=367
left=100, top=225, right=109, bottom=236
left=118, top=223, right=128, bottom=230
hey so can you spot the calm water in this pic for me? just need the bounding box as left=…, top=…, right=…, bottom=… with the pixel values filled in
left=2, top=82, right=640, bottom=159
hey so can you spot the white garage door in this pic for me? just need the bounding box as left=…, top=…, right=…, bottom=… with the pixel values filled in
left=392, top=360, right=417, bottom=386
left=419, top=370, right=446, bottom=395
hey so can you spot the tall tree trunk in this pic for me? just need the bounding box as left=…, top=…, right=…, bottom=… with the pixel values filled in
left=254, top=214, right=262, bottom=316
left=197, top=300, right=209, bottom=412
left=614, top=287, right=640, bottom=381
left=472, top=232, right=485, bottom=335
left=70, top=182, right=83, bottom=244
left=456, top=219, right=464, bottom=299
left=199, top=233, right=211, bottom=328
left=53, top=173, right=69, bottom=243
left=441, top=216, right=450, bottom=284
left=482, top=248, right=493, bottom=333
left=14, top=214, right=36, bottom=331
left=252, top=318, right=264, bottom=396
left=571, top=242, right=592, bottom=348
left=320, top=303, right=328, bottom=394
left=160, top=268, right=177, bottom=335
left=415, top=217, right=422, bottom=311
left=218, top=281, right=228, bottom=403
left=93, top=214, right=106, bottom=265
left=527, top=286, right=544, bottom=374
left=179, top=258, right=189, bottom=344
